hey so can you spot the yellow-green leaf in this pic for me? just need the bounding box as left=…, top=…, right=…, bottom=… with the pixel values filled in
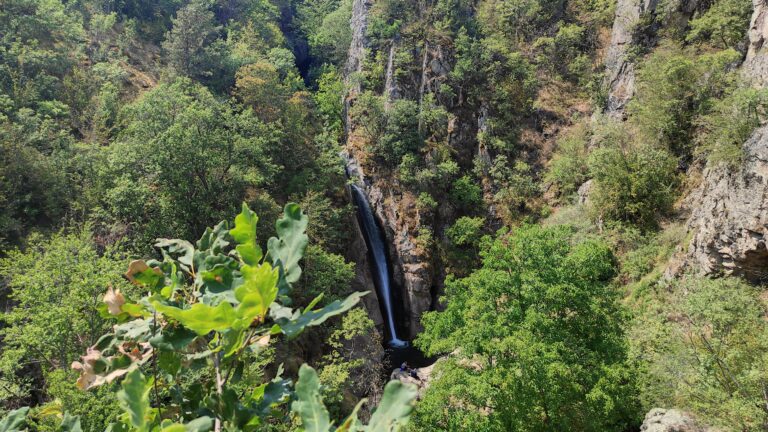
left=153, top=301, right=236, bottom=335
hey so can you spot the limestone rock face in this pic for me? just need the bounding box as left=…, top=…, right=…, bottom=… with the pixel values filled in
left=604, top=0, right=659, bottom=115
left=679, top=125, right=768, bottom=283
left=743, top=0, right=768, bottom=86
left=344, top=0, right=370, bottom=93
left=640, top=409, right=712, bottom=432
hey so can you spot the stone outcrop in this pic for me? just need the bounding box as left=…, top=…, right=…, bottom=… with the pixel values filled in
left=390, top=362, right=437, bottom=398
left=640, top=409, right=713, bottom=432
left=603, top=0, right=659, bottom=115
left=677, top=125, right=768, bottom=283
left=344, top=0, right=371, bottom=93
left=671, top=3, right=768, bottom=283
left=743, top=0, right=768, bottom=86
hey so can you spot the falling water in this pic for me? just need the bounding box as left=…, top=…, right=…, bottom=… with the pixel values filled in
left=350, top=185, right=408, bottom=347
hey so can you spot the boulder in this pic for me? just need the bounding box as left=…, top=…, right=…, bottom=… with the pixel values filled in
left=640, top=408, right=712, bottom=432
left=390, top=362, right=437, bottom=399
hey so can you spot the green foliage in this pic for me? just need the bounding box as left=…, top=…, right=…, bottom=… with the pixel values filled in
left=301, top=245, right=356, bottom=303
left=314, top=69, right=346, bottom=136
left=0, top=229, right=131, bottom=408
left=414, top=225, right=640, bottom=431
left=296, top=191, right=352, bottom=253
left=445, top=217, right=484, bottom=247
left=631, top=277, right=768, bottom=430
left=628, top=45, right=740, bottom=154
left=449, top=176, right=483, bottom=210
left=695, top=86, right=768, bottom=167
left=376, top=100, right=422, bottom=166
left=298, top=0, right=354, bottom=67
left=587, top=141, right=679, bottom=229
left=686, top=0, right=752, bottom=49
left=546, top=122, right=591, bottom=198
left=37, top=370, right=121, bottom=432
left=415, top=193, right=438, bottom=213
left=293, top=365, right=332, bottom=432
left=318, top=309, right=382, bottom=419
left=162, top=1, right=232, bottom=90
left=534, top=23, right=589, bottom=82
left=102, top=78, right=278, bottom=246
left=0, top=407, right=29, bottom=432
left=117, top=369, right=153, bottom=431
left=0, top=203, right=415, bottom=431
left=488, top=157, right=540, bottom=224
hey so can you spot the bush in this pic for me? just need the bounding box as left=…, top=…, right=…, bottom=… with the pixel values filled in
left=446, top=217, right=485, bottom=247
left=628, top=45, right=740, bottom=155
left=489, top=157, right=539, bottom=224
left=377, top=99, right=422, bottom=166
left=0, top=229, right=131, bottom=412
left=588, top=143, right=679, bottom=229
left=450, top=175, right=484, bottom=209
left=416, top=192, right=438, bottom=213
left=695, top=87, right=768, bottom=167
left=546, top=122, right=591, bottom=198
left=631, top=276, right=768, bottom=430
left=300, top=245, right=356, bottom=304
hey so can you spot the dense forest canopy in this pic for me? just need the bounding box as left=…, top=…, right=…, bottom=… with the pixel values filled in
left=1, top=0, right=767, bottom=430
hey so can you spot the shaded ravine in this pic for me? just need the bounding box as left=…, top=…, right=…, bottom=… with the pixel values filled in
left=349, top=184, right=408, bottom=348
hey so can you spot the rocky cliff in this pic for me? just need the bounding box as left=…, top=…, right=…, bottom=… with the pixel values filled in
left=671, top=2, right=768, bottom=283
left=679, top=125, right=768, bottom=283
left=604, top=0, right=659, bottom=115
left=342, top=0, right=437, bottom=339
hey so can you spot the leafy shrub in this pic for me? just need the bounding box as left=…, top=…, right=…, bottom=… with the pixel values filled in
left=546, top=122, right=591, bottom=198
left=0, top=204, right=418, bottom=431
left=377, top=100, right=422, bottom=166
left=445, top=217, right=485, bottom=247
left=416, top=192, right=438, bottom=213
left=301, top=245, right=356, bottom=303
left=489, top=157, right=539, bottom=224
left=449, top=175, right=483, bottom=209
left=631, top=276, right=768, bottom=430
left=319, top=308, right=383, bottom=419
left=0, top=229, right=131, bottom=412
left=628, top=46, right=740, bottom=155
left=588, top=142, right=679, bottom=229
left=695, top=87, right=768, bottom=167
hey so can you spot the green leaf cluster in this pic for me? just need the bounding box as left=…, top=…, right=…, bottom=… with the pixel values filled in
left=0, top=203, right=416, bottom=431
left=412, top=225, right=641, bottom=431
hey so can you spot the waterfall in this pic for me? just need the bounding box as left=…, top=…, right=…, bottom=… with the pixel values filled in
left=350, top=185, right=408, bottom=348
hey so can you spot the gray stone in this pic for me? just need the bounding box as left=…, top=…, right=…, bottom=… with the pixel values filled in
left=742, top=0, right=768, bottom=86
left=674, top=124, right=768, bottom=283
left=603, top=0, right=659, bottom=115
left=640, top=408, right=712, bottom=432
left=577, top=179, right=593, bottom=205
